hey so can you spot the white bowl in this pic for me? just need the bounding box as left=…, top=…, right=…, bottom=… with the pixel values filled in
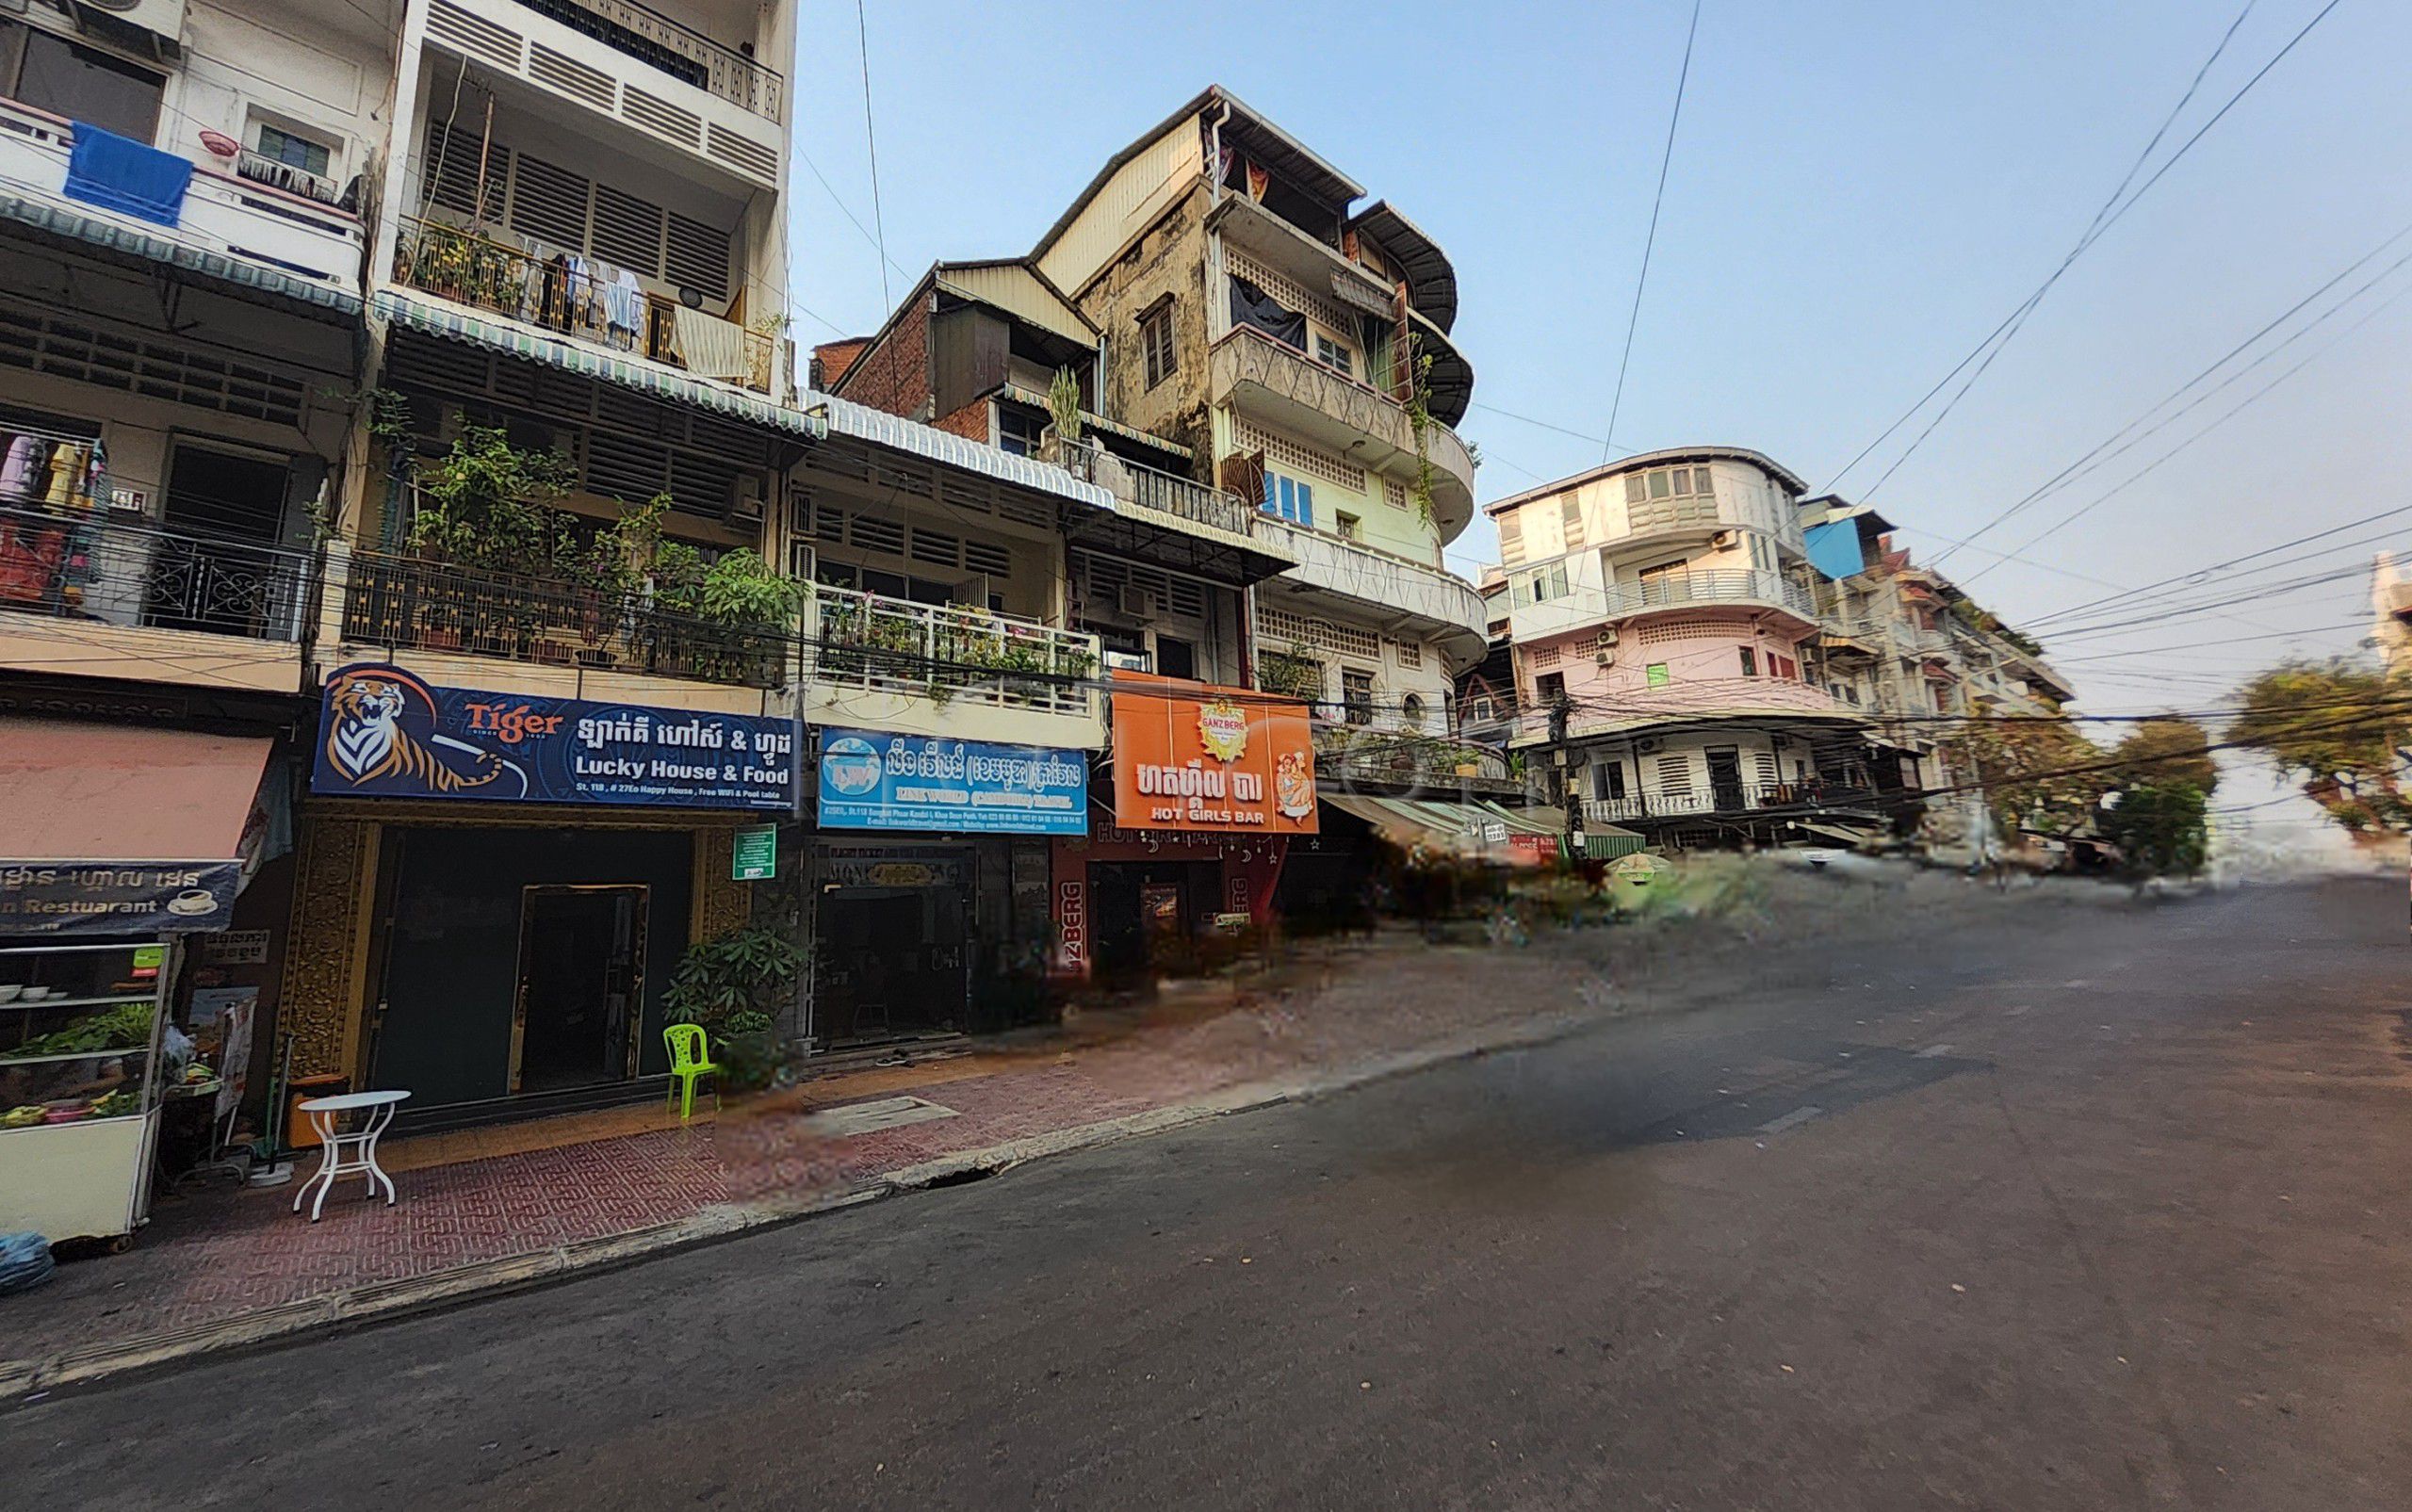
left=19, top=987, right=53, bottom=1002
left=0, top=985, right=21, bottom=1003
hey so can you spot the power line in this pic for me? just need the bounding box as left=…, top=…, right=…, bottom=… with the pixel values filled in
left=2020, top=502, right=2412, bottom=628
left=1601, top=0, right=1703, bottom=463
left=854, top=0, right=894, bottom=315
left=1822, top=0, right=2336, bottom=499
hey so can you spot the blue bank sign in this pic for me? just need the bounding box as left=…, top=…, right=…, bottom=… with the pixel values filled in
left=817, top=730, right=1087, bottom=836
left=311, top=664, right=798, bottom=811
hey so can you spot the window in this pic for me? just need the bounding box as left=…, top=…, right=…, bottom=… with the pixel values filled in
left=1535, top=671, right=1567, bottom=706
left=1745, top=532, right=1775, bottom=573
left=1770, top=654, right=1799, bottom=680
left=254, top=123, right=332, bottom=176
left=1560, top=496, right=1585, bottom=549
left=1496, top=508, right=1525, bottom=564
left=1605, top=761, right=1627, bottom=800
left=1313, top=333, right=1354, bottom=379
left=1622, top=465, right=1714, bottom=504
left=997, top=407, right=1046, bottom=457
left=0, top=21, right=164, bottom=142
left=1262, top=472, right=1314, bottom=527
left=1645, top=662, right=1671, bottom=689
left=1342, top=668, right=1375, bottom=726
left=1517, top=561, right=1570, bottom=607
left=1467, top=694, right=1495, bottom=723
left=1140, top=301, right=1176, bottom=390
left=1738, top=647, right=1758, bottom=678
left=1335, top=512, right=1361, bottom=543
left=1401, top=691, right=1426, bottom=730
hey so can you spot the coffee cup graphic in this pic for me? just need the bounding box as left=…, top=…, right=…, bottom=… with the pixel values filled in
left=167, top=888, right=219, bottom=917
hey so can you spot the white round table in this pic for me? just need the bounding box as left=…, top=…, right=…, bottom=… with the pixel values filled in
left=292, top=1090, right=410, bottom=1222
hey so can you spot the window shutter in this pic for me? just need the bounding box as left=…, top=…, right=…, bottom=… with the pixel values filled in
left=1497, top=508, right=1524, bottom=564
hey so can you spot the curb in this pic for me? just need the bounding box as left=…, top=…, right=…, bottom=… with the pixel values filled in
left=0, top=1009, right=1597, bottom=1402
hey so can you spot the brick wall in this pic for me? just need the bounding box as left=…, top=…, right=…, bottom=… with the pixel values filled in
left=827, top=297, right=930, bottom=420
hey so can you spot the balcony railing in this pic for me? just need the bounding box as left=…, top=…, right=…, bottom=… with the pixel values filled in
left=1057, top=442, right=1263, bottom=540
left=507, top=0, right=783, bottom=121
left=338, top=546, right=790, bottom=689
left=1597, top=569, right=1817, bottom=620
left=807, top=586, right=1097, bottom=717
left=394, top=218, right=774, bottom=393
left=0, top=502, right=317, bottom=642
left=1584, top=782, right=1877, bottom=824
left=1209, top=325, right=1476, bottom=496
left=1311, top=722, right=1521, bottom=792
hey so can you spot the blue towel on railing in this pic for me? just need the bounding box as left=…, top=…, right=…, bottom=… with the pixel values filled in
left=64, top=122, right=192, bottom=227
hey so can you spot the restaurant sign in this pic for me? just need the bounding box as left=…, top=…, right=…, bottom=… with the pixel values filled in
left=311, top=664, right=797, bottom=811
left=0, top=859, right=241, bottom=936
left=817, top=729, right=1087, bottom=835
left=1108, top=673, right=1317, bottom=834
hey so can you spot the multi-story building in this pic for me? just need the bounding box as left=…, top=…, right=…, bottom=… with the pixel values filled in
left=2376, top=551, right=2412, bottom=681
left=823, top=89, right=1528, bottom=967
left=1489, top=447, right=1892, bottom=847
left=0, top=0, right=401, bottom=1195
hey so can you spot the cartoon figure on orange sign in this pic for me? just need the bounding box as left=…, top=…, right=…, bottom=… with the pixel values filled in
left=1275, top=748, right=1314, bottom=820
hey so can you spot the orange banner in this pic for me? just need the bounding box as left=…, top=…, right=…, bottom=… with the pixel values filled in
left=1109, top=672, right=1318, bottom=835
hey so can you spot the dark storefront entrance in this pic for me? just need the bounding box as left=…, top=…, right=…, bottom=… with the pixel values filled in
left=1089, top=858, right=1221, bottom=984
left=369, top=826, right=693, bottom=1112
left=813, top=844, right=973, bottom=1046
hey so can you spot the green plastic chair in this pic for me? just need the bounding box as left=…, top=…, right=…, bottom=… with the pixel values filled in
left=663, top=1023, right=719, bottom=1120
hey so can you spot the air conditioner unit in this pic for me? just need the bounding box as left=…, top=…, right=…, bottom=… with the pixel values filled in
left=724, top=472, right=765, bottom=522
left=1636, top=737, right=1662, bottom=755
left=1711, top=529, right=1738, bottom=548
left=1593, top=648, right=1616, bottom=666
left=72, top=0, right=184, bottom=61
left=1116, top=585, right=1151, bottom=618
left=1596, top=626, right=1619, bottom=646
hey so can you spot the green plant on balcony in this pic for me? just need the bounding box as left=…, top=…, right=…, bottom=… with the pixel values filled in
left=1401, top=350, right=1439, bottom=529
left=399, top=223, right=528, bottom=315
left=1048, top=366, right=1084, bottom=444
left=1258, top=646, right=1325, bottom=702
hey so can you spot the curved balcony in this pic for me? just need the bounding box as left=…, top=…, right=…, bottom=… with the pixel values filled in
left=1253, top=516, right=1488, bottom=669
left=1207, top=326, right=1476, bottom=542
left=1312, top=722, right=1523, bottom=797
left=1597, top=569, right=1818, bottom=626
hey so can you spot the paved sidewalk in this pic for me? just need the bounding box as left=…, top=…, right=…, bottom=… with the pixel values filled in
left=0, top=860, right=2094, bottom=1390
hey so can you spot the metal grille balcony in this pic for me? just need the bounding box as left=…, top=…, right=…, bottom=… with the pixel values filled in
left=0, top=503, right=317, bottom=642
left=807, top=586, right=1098, bottom=716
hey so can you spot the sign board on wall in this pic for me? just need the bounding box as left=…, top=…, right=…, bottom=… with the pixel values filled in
left=0, top=860, right=241, bottom=936
left=200, top=929, right=271, bottom=965
left=817, top=729, right=1087, bottom=836
left=731, top=825, right=778, bottom=881
left=1108, top=673, right=1317, bottom=835
left=310, top=665, right=797, bottom=811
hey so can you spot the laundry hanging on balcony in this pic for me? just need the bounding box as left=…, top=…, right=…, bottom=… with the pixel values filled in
left=63, top=123, right=193, bottom=228
left=1228, top=277, right=1307, bottom=351
left=671, top=304, right=751, bottom=381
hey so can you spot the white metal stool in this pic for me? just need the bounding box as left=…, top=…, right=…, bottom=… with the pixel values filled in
left=292, top=1089, right=410, bottom=1222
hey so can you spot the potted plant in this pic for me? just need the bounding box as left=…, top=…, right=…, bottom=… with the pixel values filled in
left=660, top=925, right=806, bottom=1093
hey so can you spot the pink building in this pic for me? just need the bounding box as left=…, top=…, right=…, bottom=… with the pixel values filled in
left=1489, top=447, right=1884, bottom=846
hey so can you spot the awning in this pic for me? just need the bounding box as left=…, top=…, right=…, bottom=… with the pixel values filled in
left=1324, top=794, right=1563, bottom=865
left=377, top=289, right=827, bottom=442
left=0, top=191, right=362, bottom=319
left=1792, top=821, right=1875, bottom=845
left=0, top=720, right=270, bottom=935
left=1579, top=829, right=1649, bottom=860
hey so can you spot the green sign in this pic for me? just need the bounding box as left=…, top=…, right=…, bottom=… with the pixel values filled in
left=731, top=824, right=778, bottom=882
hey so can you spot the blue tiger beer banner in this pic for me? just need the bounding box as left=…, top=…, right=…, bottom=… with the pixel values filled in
left=311, top=664, right=798, bottom=811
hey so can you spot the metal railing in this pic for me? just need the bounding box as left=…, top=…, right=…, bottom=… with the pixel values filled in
left=1598, top=568, right=1818, bottom=619
left=0, top=502, right=317, bottom=642
left=394, top=218, right=774, bottom=393
left=1058, top=442, right=1262, bottom=539
left=235, top=149, right=344, bottom=206
left=508, top=0, right=783, bottom=120
left=807, top=585, right=1097, bottom=716
left=339, top=546, right=790, bottom=688
left=1584, top=782, right=1876, bottom=823
left=1311, top=722, right=1520, bottom=790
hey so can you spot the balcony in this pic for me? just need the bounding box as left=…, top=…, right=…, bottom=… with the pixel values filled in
left=1533, top=676, right=1862, bottom=744
left=0, top=500, right=318, bottom=693
left=1253, top=515, right=1488, bottom=668
left=1596, top=569, right=1819, bottom=625
left=1583, top=782, right=1879, bottom=825
left=1056, top=442, right=1281, bottom=546
left=1312, top=722, right=1524, bottom=797
left=426, top=0, right=784, bottom=187
left=802, top=586, right=1106, bottom=751
left=325, top=542, right=790, bottom=713
left=393, top=217, right=774, bottom=394
left=1207, top=325, right=1476, bottom=538
left=0, top=99, right=364, bottom=301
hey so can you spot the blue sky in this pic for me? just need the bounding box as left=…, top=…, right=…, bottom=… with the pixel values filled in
left=783, top=1, right=2407, bottom=722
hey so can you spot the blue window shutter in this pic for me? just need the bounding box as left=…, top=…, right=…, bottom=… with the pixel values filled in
left=1296, top=480, right=1313, bottom=528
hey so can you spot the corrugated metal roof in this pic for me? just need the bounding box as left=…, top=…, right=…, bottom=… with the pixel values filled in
left=0, top=193, right=361, bottom=317
left=807, top=387, right=1115, bottom=510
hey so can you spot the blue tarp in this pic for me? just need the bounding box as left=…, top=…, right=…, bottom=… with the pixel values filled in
left=1804, top=520, right=1866, bottom=581
left=63, top=123, right=191, bottom=227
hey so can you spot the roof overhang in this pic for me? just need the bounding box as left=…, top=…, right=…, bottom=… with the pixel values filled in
left=1485, top=445, right=1812, bottom=516
left=0, top=192, right=361, bottom=321
left=1347, top=199, right=1458, bottom=333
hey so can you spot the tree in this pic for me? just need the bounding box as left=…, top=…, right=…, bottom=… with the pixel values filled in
left=2111, top=716, right=2219, bottom=796
left=2096, top=780, right=2208, bottom=879
left=2228, top=659, right=2410, bottom=835
left=1956, top=716, right=2107, bottom=840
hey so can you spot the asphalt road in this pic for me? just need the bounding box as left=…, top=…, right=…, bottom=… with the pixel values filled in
left=7, top=876, right=2406, bottom=1511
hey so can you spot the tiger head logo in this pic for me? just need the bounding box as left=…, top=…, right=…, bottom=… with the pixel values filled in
left=321, top=668, right=509, bottom=795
